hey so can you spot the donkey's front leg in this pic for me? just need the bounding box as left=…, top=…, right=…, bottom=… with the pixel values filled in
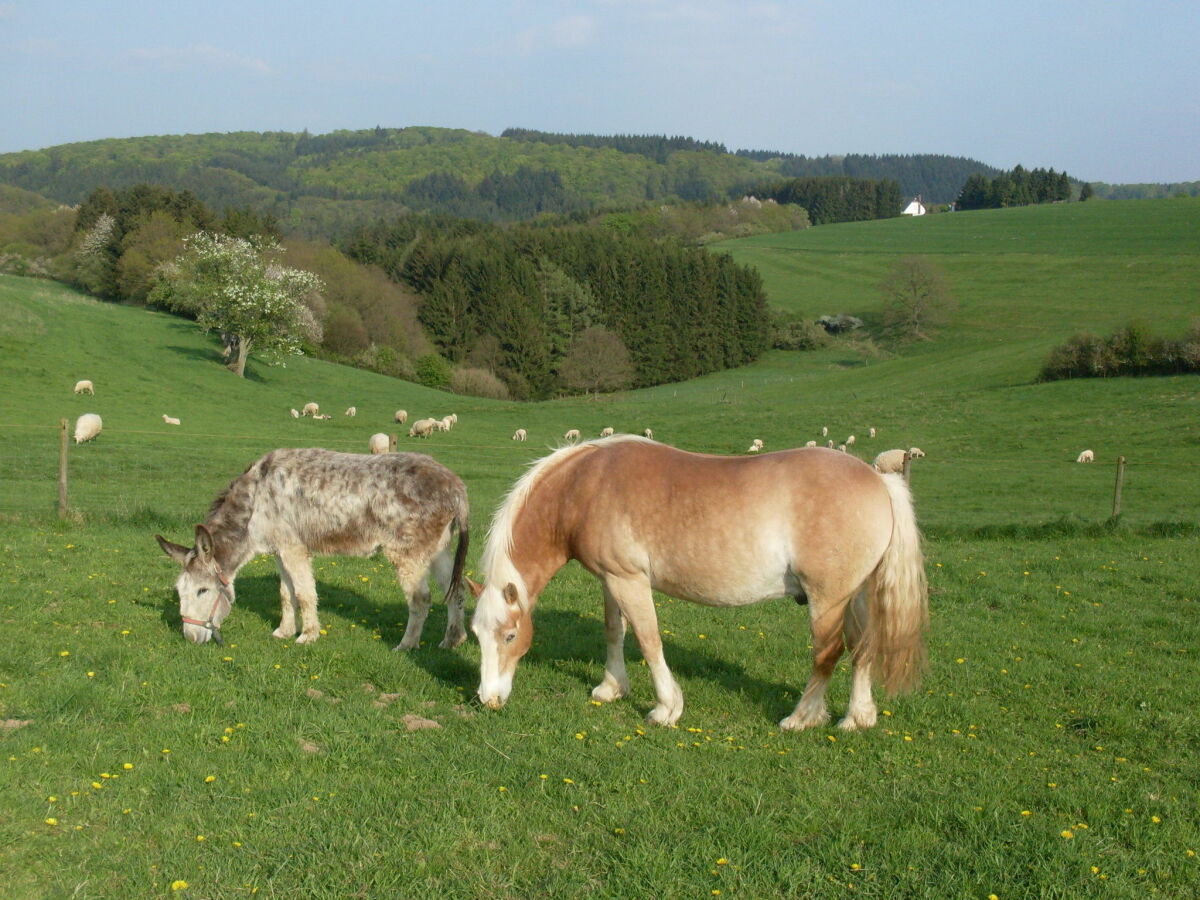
left=591, top=586, right=631, bottom=703
left=278, top=547, right=321, bottom=644
left=606, top=575, right=683, bottom=726
left=272, top=554, right=299, bottom=639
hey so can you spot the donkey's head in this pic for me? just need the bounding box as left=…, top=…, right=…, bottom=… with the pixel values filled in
left=156, top=525, right=235, bottom=644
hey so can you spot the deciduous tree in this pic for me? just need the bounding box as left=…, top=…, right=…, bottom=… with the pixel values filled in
left=879, top=256, right=956, bottom=341
left=150, top=232, right=324, bottom=377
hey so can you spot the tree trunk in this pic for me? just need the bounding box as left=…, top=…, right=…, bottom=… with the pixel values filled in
left=229, top=336, right=251, bottom=377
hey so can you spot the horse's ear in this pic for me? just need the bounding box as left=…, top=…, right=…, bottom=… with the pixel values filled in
left=465, top=577, right=483, bottom=598
left=156, top=534, right=190, bottom=566
left=194, top=525, right=215, bottom=562
left=502, top=583, right=520, bottom=608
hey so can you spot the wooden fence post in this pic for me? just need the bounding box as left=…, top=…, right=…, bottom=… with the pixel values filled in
left=902, top=451, right=912, bottom=485
left=1111, top=455, right=1126, bottom=519
left=58, top=418, right=69, bottom=518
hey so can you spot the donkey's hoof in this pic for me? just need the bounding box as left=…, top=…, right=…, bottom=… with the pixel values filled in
left=392, top=639, right=417, bottom=652
left=438, top=628, right=467, bottom=649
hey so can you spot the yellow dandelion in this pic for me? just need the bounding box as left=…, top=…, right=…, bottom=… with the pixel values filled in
left=613, top=827, right=625, bottom=835
left=1151, top=815, right=1161, bottom=823
left=498, top=786, right=507, bottom=792
left=1021, top=810, right=1031, bottom=816
left=47, top=796, right=57, bottom=803
left=988, top=895, right=999, bottom=900
left=563, top=778, right=574, bottom=784
left=204, top=775, right=216, bottom=783
left=170, top=881, right=189, bottom=891
left=716, top=858, right=728, bottom=865
left=122, top=763, right=133, bottom=770
left=59, top=651, right=70, bottom=657
left=195, top=835, right=205, bottom=842
left=1061, top=830, right=1074, bottom=839
left=45, top=817, right=58, bottom=826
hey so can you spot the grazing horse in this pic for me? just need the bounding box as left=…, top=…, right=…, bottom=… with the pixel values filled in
left=157, top=448, right=469, bottom=650
left=470, top=437, right=927, bottom=730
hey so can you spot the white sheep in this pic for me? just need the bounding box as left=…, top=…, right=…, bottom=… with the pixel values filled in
left=826, top=440, right=834, bottom=449
left=821, top=426, right=828, bottom=437
left=512, top=428, right=528, bottom=442
left=1076, top=449, right=1095, bottom=463
left=344, top=407, right=357, bottom=417
left=313, top=414, right=333, bottom=420
left=73, top=380, right=94, bottom=395
left=868, top=427, right=877, bottom=439
left=368, top=433, right=395, bottom=454
left=409, top=418, right=436, bottom=438
left=846, top=435, right=856, bottom=446
left=837, top=444, right=847, bottom=453
left=873, top=448, right=925, bottom=474
left=448, top=413, right=458, bottom=426
left=748, top=438, right=763, bottom=453
left=162, top=415, right=181, bottom=426
left=564, top=429, right=581, bottom=442
left=394, top=409, right=408, bottom=424
left=643, top=428, right=653, bottom=439
left=301, top=402, right=319, bottom=417
left=289, top=408, right=300, bottom=418
left=439, top=416, right=454, bottom=431
left=600, top=427, right=615, bottom=438
left=804, top=440, right=817, bottom=448
left=74, top=413, right=102, bottom=444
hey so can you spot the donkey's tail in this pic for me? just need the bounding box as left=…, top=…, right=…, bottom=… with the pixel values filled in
left=447, top=506, right=470, bottom=605
left=863, top=473, right=929, bottom=695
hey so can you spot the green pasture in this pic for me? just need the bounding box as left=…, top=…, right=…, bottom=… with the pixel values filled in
left=1, top=200, right=1198, bottom=897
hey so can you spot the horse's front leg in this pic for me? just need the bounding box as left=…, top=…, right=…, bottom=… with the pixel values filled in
left=272, top=553, right=299, bottom=639
left=591, top=586, right=631, bottom=703
left=605, top=574, right=683, bottom=726
left=278, top=546, right=321, bottom=644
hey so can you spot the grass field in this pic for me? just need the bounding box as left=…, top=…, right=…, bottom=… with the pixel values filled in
left=1, top=200, right=1198, bottom=898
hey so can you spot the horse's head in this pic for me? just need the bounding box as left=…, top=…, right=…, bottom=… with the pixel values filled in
left=156, top=525, right=235, bottom=644
left=469, top=578, right=533, bottom=709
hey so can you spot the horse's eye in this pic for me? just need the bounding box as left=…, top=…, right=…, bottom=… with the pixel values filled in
left=197, top=587, right=209, bottom=595
left=504, top=632, right=516, bottom=644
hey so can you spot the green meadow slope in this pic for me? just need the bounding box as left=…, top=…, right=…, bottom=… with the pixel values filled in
left=0, top=200, right=1198, bottom=898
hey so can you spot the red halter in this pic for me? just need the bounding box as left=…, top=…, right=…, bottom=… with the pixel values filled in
left=180, top=571, right=233, bottom=644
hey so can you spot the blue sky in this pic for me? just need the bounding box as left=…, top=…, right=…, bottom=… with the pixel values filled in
left=2, top=0, right=1196, bottom=183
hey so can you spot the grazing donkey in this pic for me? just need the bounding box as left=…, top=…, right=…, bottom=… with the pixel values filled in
left=156, top=448, right=469, bottom=650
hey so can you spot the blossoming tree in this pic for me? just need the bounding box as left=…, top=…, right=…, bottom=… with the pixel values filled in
left=151, top=232, right=324, bottom=377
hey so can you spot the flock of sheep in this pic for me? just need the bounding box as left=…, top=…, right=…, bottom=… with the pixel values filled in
left=69, top=380, right=1098, bottom=467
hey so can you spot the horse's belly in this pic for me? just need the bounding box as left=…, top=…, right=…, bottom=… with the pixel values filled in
left=649, top=554, right=799, bottom=608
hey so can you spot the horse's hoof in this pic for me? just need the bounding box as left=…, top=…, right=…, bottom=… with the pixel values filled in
left=295, top=631, right=320, bottom=645
left=271, top=627, right=295, bottom=639
left=590, top=678, right=629, bottom=703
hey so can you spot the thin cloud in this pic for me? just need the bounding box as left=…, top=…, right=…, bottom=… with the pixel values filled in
left=126, top=44, right=271, bottom=75
left=514, top=15, right=597, bottom=56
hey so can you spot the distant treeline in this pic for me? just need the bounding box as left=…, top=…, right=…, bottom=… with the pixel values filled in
left=1040, top=322, right=1200, bottom=381
left=1089, top=182, right=1200, bottom=200
left=346, top=216, right=770, bottom=398
left=736, top=150, right=1001, bottom=204
left=957, top=165, right=1074, bottom=210
left=750, top=177, right=903, bottom=224
left=502, top=129, right=729, bottom=163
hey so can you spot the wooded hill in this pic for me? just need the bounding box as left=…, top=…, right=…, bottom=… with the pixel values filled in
left=0, top=127, right=1000, bottom=236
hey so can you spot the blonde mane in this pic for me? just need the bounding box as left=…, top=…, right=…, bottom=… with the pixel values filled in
left=481, top=435, right=655, bottom=606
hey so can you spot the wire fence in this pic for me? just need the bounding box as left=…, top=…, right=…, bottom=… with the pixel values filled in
left=1, top=422, right=1196, bottom=532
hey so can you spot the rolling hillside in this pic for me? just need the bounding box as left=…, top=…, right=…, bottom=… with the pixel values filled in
left=0, top=127, right=998, bottom=236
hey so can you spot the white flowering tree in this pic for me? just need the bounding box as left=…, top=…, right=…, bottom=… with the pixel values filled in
left=151, top=232, right=324, bottom=377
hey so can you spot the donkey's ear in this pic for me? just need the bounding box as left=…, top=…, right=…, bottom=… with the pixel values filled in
left=156, top=534, right=190, bottom=566
left=194, top=524, right=215, bottom=562
left=502, top=583, right=520, bottom=608
left=465, top=577, right=484, bottom=598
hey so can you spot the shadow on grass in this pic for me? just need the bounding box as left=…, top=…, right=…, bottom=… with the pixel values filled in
left=149, top=573, right=805, bottom=723
left=164, top=345, right=266, bottom=382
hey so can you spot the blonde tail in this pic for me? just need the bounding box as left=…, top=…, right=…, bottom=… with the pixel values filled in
left=863, top=473, right=929, bottom=695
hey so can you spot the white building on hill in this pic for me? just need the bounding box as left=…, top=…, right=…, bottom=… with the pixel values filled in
left=902, top=196, right=927, bottom=216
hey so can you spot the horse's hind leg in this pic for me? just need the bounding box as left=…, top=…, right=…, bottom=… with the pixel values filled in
left=429, top=545, right=466, bottom=649
left=780, top=594, right=848, bottom=731
left=605, top=574, right=683, bottom=726
left=271, top=553, right=299, bottom=639
left=591, top=586, right=631, bottom=703
left=838, top=588, right=877, bottom=731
